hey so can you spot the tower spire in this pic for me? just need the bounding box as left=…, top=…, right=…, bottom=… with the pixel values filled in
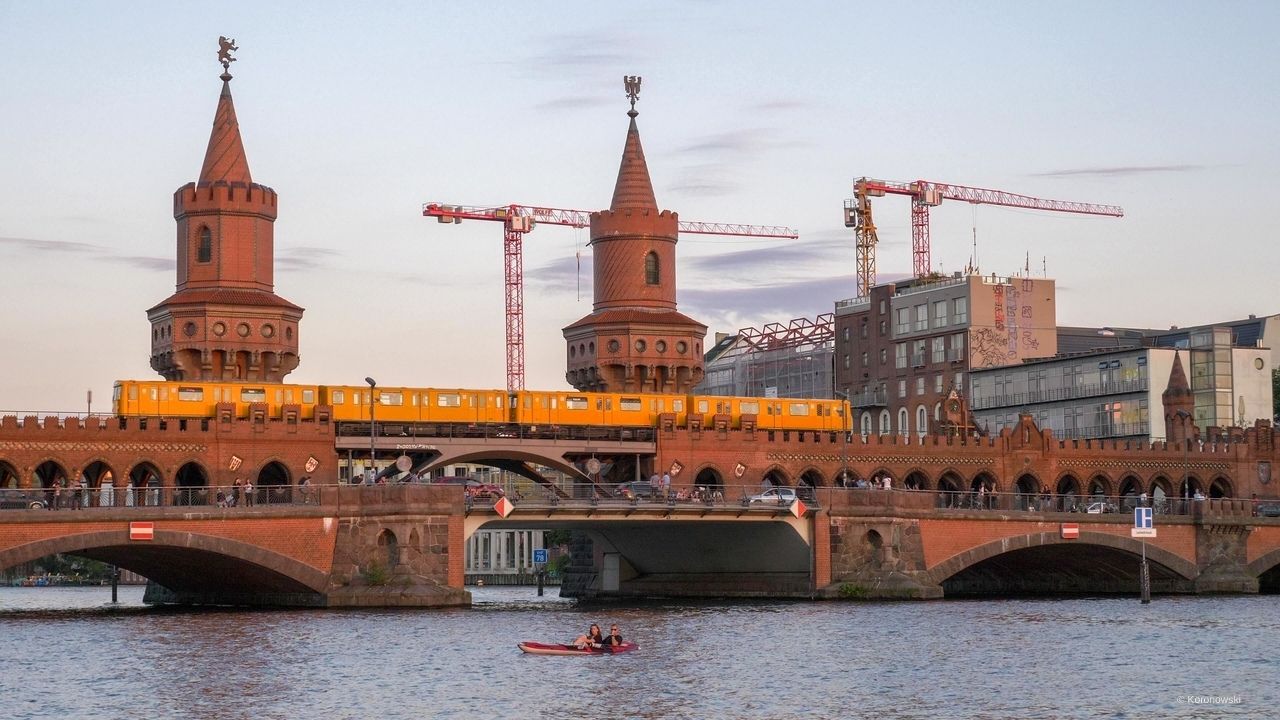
left=610, top=75, right=657, bottom=211
left=200, top=37, right=251, bottom=185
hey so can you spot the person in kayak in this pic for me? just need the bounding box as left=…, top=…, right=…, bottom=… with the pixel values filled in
left=572, top=624, right=604, bottom=649
left=603, top=624, right=624, bottom=647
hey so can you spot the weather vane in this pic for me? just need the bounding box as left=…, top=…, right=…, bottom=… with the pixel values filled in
left=624, top=75, right=641, bottom=117
left=217, top=36, right=239, bottom=78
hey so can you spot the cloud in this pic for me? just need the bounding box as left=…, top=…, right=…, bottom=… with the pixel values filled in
left=0, top=236, right=99, bottom=254
left=1029, top=164, right=1205, bottom=178
left=749, top=99, right=808, bottom=113
left=277, top=246, right=341, bottom=272
left=680, top=277, right=855, bottom=330
left=683, top=237, right=848, bottom=277
left=536, top=95, right=613, bottom=112
left=104, top=255, right=173, bottom=271
left=527, top=253, right=592, bottom=296
left=678, top=127, right=801, bottom=156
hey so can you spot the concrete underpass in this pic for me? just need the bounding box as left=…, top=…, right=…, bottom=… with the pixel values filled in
left=939, top=544, right=1195, bottom=597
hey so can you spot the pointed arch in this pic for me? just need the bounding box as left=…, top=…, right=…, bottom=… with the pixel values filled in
left=1208, top=476, right=1233, bottom=499
left=903, top=469, right=930, bottom=491
left=0, top=460, right=19, bottom=489
left=197, top=225, right=212, bottom=263
left=1087, top=473, right=1113, bottom=498
left=644, top=251, right=659, bottom=285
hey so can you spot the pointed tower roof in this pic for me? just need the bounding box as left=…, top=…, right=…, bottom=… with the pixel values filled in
left=198, top=73, right=253, bottom=185
left=1166, top=350, right=1190, bottom=394
left=608, top=110, right=658, bottom=211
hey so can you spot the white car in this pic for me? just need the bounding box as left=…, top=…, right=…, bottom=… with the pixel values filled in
left=748, top=487, right=797, bottom=505
left=1085, top=501, right=1118, bottom=514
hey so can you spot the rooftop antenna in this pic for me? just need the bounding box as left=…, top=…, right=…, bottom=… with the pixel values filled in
left=970, top=205, right=980, bottom=274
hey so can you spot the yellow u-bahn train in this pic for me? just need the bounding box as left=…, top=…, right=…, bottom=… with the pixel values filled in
left=111, top=380, right=849, bottom=432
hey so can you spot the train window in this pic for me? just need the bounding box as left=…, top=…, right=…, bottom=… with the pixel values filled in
left=606, top=399, right=613, bottom=410
left=550, top=397, right=557, bottom=409
left=765, top=405, right=773, bottom=415
left=381, top=392, right=404, bottom=406
left=697, top=400, right=708, bottom=413
left=469, top=394, right=478, bottom=407
left=673, top=399, right=684, bottom=412
left=113, top=385, right=122, bottom=402
left=566, top=396, right=589, bottom=410
left=177, top=387, right=204, bottom=402
left=495, top=395, right=503, bottom=408
left=303, top=389, right=315, bottom=404
left=241, top=388, right=266, bottom=402
left=438, top=393, right=461, bottom=407
left=354, top=393, right=362, bottom=405
left=332, top=390, right=345, bottom=404
left=790, top=403, right=810, bottom=416
left=147, top=386, right=156, bottom=401
left=276, top=390, right=284, bottom=404
left=740, top=401, right=759, bottom=415
left=620, top=398, right=642, bottom=411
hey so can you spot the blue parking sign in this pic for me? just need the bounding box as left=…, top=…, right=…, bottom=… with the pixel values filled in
left=1134, top=507, right=1153, bottom=530
left=533, top=548, right=548, bottom=564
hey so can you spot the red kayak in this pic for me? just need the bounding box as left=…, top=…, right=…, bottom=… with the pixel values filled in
left=518, top=641, right=637, bottom=656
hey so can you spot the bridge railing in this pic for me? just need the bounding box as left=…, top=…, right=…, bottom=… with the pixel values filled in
left=823, top=486, right=1259, bottom=518
left=334, top=421, right=656, bottom=444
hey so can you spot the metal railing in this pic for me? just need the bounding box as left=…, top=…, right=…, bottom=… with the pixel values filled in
left=971, top=378, right=1150, bottom=410
left=334, top=421, right=656, bottom=444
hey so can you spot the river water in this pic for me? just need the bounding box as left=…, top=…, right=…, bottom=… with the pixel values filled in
left=0, top=586, right=1273, bottom=719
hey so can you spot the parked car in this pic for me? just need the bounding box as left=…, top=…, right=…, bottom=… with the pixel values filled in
left=614, top=480, right=657, bottom=499
left=0, top=489, right=47, bottom=510
left=1257, top=504, right=1280, bottom=518
left=748, top=487, right=798, bottom=505
left=432, top=476, right=505, bottom=499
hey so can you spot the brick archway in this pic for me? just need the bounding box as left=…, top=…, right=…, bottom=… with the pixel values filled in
left=1245, top=548, right=1280, bottom=579
left=0, top=529, right=329, bottom=595
left=924, top=530, right=1199, bottom=587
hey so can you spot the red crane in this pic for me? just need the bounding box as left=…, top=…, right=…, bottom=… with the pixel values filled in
left=424, top=202, right=799, bottom=391
left=843, top=178, right=1124, bottom=298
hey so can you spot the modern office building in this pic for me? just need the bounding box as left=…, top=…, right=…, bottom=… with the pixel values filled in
left=834, top=272, right=1058, bottom=437
left=969, top=341, right=1271, bottom=442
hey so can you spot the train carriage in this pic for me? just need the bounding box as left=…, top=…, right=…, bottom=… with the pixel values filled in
left=113, top=380, right=322, bottom=420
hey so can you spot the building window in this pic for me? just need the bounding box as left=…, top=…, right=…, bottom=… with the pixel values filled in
left=859, top=321, right=868, bottom=338
left=935, top=374, right=943, bottom=393
left=950, top=332, right=966, bottom=361
left=861, top=351, right=868, bottom=367
left=912, top=340, right=925, bottom=367
left=879, top=320, right=887, bottom=336
left=879, top=410, right=891, bottom=433
left=895, top=343, right=907, bottom=369
left=954, top=297, right=968, bottom=324
left=879, top=348, right=887, bottom=365
left=955, top=371, right=965, bottom=392
left=843, top=354, right=851, bottom=369
left=896, top=307, right=911, bottom=334
left=917, top=405, right=928, bottom=437
left=898, top=380, right=906, bottom=398
left=934, top=402, right=942, bottom=421
left=932, top=337, right=945, bottom=364
left=914, top=304, right=928, bottom=331
left=843, top=327, right=851, bottom=342
left=197, top=226, right=212, bottom=263
left=934, top=300, right=948, bottom=328
left=879, top=300, right=886, bottom=315
left=861, top=412, right=872, bottom=434
left=644, top=252, right=659, bottom=285
left=916, top=377, right=925, bottom=395
left=898, top=407, right=909, bottom=436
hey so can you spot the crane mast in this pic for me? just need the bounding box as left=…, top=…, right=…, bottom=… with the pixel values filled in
left=424, top=202, right=798, bottom=391
left=844, top=178, right=1123, bottom=298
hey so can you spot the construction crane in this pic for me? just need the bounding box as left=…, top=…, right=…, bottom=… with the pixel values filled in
left=843, top=178, right=1124, bottom=298
left=423, top=202, right=799, bottom=391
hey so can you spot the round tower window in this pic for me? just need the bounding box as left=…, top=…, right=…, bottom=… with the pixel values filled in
left=183, top=322, right=197, bottom=337
left=1256, top=358, right=1265, bottom=370
left=589, top=341, right=595, bottom=354
left=569, top=345, right=577, bottom=358
left=608, top=339, right=620, bottom=353
left=676, top=341, right=688, bottom=354
left=655, top=340, right=667, bottom=353
left=237, top=323, right=251, bottom=338
left=212, top=322, right=226, bottom=337
left=261, top=324, right=275, bottom=338
left=286, top=327, right=294, bottom=340
left=635, top=339, right=647, bottom=353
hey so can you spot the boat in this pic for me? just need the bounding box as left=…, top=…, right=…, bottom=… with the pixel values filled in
left=517, top=641, right=637, bottom=656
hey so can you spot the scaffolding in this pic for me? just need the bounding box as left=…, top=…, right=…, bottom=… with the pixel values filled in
left=697, top=314, right=835, bottom=399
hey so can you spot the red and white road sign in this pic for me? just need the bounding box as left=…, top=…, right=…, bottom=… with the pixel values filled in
left=129, top=521, right=154, bottom=541
left=1060, top=523, right=1079, bottom=540
left=494, top=497, right=514, bottom=518
left=790, top=499, right=808, bottom=518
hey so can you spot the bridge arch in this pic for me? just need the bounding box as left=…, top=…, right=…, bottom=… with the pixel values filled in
left=936, top=469, right=963, bottom=493
left=1209, top=475, right=1233, bottom=499
left=1054, top=472, right=1081, bottom=497
left=798, top=468, right=824, bottom=488
left=256, top=459, right=292, bottom=505
left=1, top=460, right=19, bottom=488
left=868, top=467, right=896, bottom=487
left=33, top=459, right=69, bottom=490
left=693, top=465, right=724, bottom=491
left=174, top=461, right=210, bottom=505
left=0, top=529, right=329, bottom=597
left=377, top=529, right=399, bottom=568
left=972, top=470, right=999, bottom=493
left=925, top=531, right=1199, bottom=595
left=1149, top=474, right=1174, bottom=499
left=1179, top=474, right=1204, bottom=499
left=1118, top=473, right=1143, bottom=499
left=419, top=450, right=589, bottom=487
left=903, top=469, right=930, bottom=491
left=1086, top=472, right=1113, bottom=498
left=761, top=466, right=790, bottom=487
left=80, top=460, right=118, bottom=507
left=1246, top=549, right=1280, bottom=593
left=127, top=461, right=164, bottom=507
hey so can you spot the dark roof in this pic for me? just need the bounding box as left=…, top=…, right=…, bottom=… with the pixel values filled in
left=1150, top=316, right=1269, bottom=349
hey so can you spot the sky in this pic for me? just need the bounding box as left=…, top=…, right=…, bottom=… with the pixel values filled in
left=2, top=1, right=1278, bottom=411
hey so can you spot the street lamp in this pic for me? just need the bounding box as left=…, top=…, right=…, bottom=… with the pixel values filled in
left=366, top=377, right=377, bottom=483
left=834, top=389, right=850, bottom=487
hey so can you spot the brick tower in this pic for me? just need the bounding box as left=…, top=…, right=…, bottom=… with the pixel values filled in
left=562, top=77, right=706, bottom=392
left=147, top=44, right=303, bottom=382
left=1162, top=350, right=1197, bottom=443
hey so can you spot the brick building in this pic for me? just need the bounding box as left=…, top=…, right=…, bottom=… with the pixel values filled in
left=834, top=273, right=1057, bottom=438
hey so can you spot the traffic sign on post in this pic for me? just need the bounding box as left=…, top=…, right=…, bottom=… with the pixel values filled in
left=1134, top=507, right=1153, bottom=530
left=533, top=548, right=548, bottom=565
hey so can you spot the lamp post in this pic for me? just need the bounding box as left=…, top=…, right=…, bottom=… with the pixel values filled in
left=366, top=377, right=377, bottom=483
left=834, top=390, right=850, bottom=487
